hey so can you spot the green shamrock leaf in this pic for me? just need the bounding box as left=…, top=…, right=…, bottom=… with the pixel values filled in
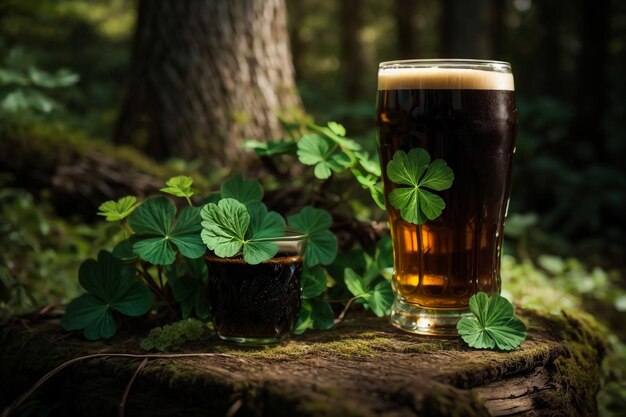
left=301, top=265, right=327, bottom=299
left=200, top=198, right=249, bottom=258
left=129, top=197, right=205, bottom=265
left=386, top=148, right=454, bottom=224
left=166, top=257, right=209, bottom=319
left=243, top=201, right=285, bottom=264
left=351, top=169, right=385, bottom=209
left=160, top=176, right=197, bottom=204
left=456, top=292, right=528, bottom=351
left=344, top=267, right=394, bottom=317
left=288, top=206, right=338, bottom=267
left=294, top=301, right=314, bottom=335
left=327, top=121, right=346, bottom=137
left=97, top=196, right=139, bottom=222
left=221, top=174, right=263, bottom=205
left=297, top=134, right=351, bottom=179
left=61, top=251, right=152, bottom=340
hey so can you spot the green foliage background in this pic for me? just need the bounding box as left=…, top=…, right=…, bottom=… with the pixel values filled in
left=0, top=0, right=624, bottom=414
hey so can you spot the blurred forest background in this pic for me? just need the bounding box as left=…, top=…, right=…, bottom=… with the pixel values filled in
left=0, top=0, right=625, bottom=413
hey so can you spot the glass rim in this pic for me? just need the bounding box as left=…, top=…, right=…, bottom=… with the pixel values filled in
left=379, top=59, right=511, bottom=72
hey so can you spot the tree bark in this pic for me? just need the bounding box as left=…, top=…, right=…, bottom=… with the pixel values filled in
left=394, top=0, right=419, bottom=59
left=0, top=310, right=606, bottom=416
left=571, top=0, right=610, bottom=159
left=114, top=0, right=303, bottom=169
left=340, top=0, right=365, bottom=102
left=439, top=0, right=494, bottom=59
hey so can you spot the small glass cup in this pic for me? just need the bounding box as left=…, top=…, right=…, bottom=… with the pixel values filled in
left=206, top=231, right=306, bottom=344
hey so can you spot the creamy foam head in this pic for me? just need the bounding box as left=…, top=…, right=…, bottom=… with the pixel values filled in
left=378, top=67, right=514, bottom=91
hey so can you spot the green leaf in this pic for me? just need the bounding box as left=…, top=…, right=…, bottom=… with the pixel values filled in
left=221, top=174, right=263, bottom=205
left=166, top=258, right=209, bottom=319
left=129, top=198, right=204, bottom=265
left=327, top=121, right=346, bottom=137
left=297, top=134, right=351, bottom=179
left=288, top=206, right=337, bottom=267
left=61, top=251, right=152, bottom=340
left=344, top=268, right=367, bottom=297
left=311, top=299, right=334, bottom=330
left=356, top=152, right=382, bottom=176
left=456, top=292, right=528, bottom=351
left=97, top=196, right=139, bottom=222
left=301, top=265, right=327, bottom=299
left=244, top=140, right=297, bottom=157
left=160, top=176, right=197, bottom=202
left=200, top=198, right=249, bottom=258
left=386, top=149, right=454, bottom=225
left=294, top=300, right=314, bottom=335
left=243, top=202, right=285, bottom=264
left=367, top=280, right=394, bottom=317
left=112, top=237, right=139, bottom=261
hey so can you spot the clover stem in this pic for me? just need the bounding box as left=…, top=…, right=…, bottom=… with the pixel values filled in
left=416, top=223, right=425, bottom=284
left=119, top=219, right=128, bottom=240
left=333, top=296, right=361, bottom=325
left=157, top=266, right=165, bottom=289
left=184, top=196, right=192, bottom=206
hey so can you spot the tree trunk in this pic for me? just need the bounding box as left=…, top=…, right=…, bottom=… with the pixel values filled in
left=394, top=0, right=419, bottom=59
left=440, top=0, right=494, bottom=59
left=0, top=310, right=606, bottom=416
left=114, top=0, right=303, bottom=169
left=340, top=0, right=365, bottom=102
left=571, top=0, right=610, bottom=159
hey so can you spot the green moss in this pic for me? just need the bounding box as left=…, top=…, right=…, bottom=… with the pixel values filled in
left=526, top=309, right=606, bottom=414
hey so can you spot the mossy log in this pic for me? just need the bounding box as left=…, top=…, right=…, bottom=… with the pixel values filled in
left=0, top=309, right=606, bottom=417
left=0, top=125, right=209, bottom=218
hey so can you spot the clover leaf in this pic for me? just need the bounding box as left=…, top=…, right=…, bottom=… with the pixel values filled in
left=288, top=206, right=337, bottom=267
left=97, top=196, right=139, bottom=222
left=61, top=251, right=152, bottom=340
left=386, top=148, right=454, bottom=224
left=301, top=265, right=327, bottom=299
left=295, top=299, right=334, bottom=334
left=166, top=257, right=209, bottom=319
left=243, top=201, right=285, bottom=264
left=456, top=292, right=528, bottom=350
left=129, top=197, right=205, bottom=265
left=297, top=134, right=351, bottom=179
left=344, top=267, right=394, bottom=317
left=200, top=198, right=249, bottom=258
left=220, top=174, right=263, bottom=204
left=160, top=176, right=197, bottom=204
left=200, top=199, right=286, bottom=264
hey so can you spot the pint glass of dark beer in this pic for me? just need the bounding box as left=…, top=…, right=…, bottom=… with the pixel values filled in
left=377, top=60, right=517, bottom=335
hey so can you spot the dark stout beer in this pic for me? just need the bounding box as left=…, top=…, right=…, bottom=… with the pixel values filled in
left=207, top=254, right=302, bottom=341
left=377, top=63, right=517, bottom=311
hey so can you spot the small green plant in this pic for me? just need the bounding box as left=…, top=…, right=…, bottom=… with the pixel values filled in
left=140, top=318, right=207, bottom=351
left=456, top=292, right=528, bottom=351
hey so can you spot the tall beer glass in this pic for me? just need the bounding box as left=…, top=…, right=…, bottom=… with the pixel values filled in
left=377, top=60, right=517, bottom=335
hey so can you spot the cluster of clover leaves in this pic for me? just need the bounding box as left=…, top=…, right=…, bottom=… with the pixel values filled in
left=62, top=120, right=526, bottom=350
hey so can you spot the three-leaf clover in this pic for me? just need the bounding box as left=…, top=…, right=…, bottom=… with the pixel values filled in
left=97, top=196, right=139, bottom=222
left=294, top=299, right=334, bottom=334
left=61, top=251, right=153, bottom=340
left=200, top=198, right=285, bottom=264
left=288, top=206, right=338, bottom=267
left=160, top=176, right=197, bottom=204
left=297, top=134, right=351, bottom=179
left=128, top=197, right=205, bottom=265
left=386, top=148, right=454, bottom=224
left=457, top=292, right=528, bottom=351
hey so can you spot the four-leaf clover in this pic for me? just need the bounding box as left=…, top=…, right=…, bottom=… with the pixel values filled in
left=129, top=197, right=205, bottom=265
left=386, top=148, right=454, bottom=224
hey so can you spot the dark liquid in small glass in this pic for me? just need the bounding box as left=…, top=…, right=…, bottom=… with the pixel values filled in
left=378, top=88, right=517, bottom=309
left=207, top=255, right=302, bottom=340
